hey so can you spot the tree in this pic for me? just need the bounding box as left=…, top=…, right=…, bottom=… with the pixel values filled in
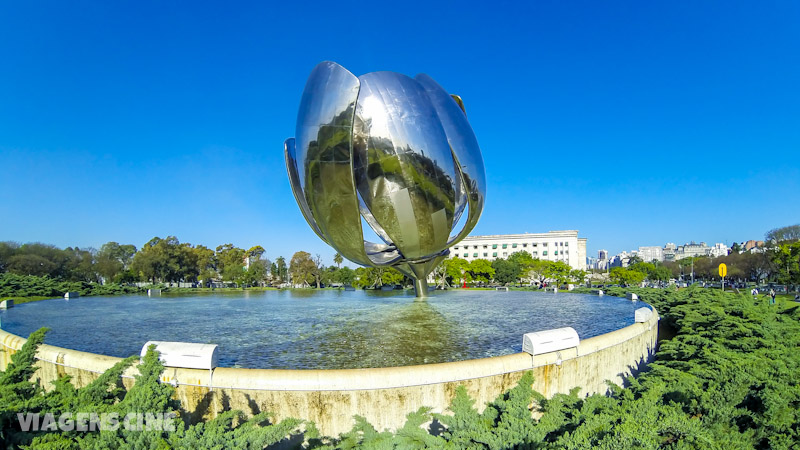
left=381, top=267, right=405, bottom=286
left=371, top=267, right=388, bottom=287
left=492, top=259, right=518, bottom=285
left=0, top=241, right=19, bottom=272
left=242, top=259, right=269, bottom=287
left=629, top=262, right=671, bottom=282
left=719, top=253, right=746, bottom=282
left=468, top=259, right=495, bottom=284
left=215, top=244, right=246, bottom=285
left=63, top=247, right=98, bottom=282
left=354, top=267, right=379, bottom=289
left=131, top=237, right=186, bottom=284
left=6, top=254, right=57, bottom=277
left=626, top=255, right=643, bottom=266
left=649, top=264, right=672, bottom=282
left=445, top=257, right=471, bottom=286
left=5, top=243, right=72, bottom=279
left=745, top=251, right=773, bottom=282
left=247, top=246, right=265, bottom=260
left=273, top=256, right=288, bottom=283
left=333, top=253, right=343, bottom=268
left=771, top=241, right=800, bottom=284
left=310, top=254, right=325, bottom=288
left=130, top=239, right=159, bottom=283
left=528, top=259, right=553, bottom=286
left=96, top=243, right=125, bottom=282
left=543, top=261, right=572, bottom=287
left=289, top=251, right=315, bottom=287
left=570, top=269, right=587, bottom=285
left=319, top=265, right=337, bottom=286
left=190, top=245, right=216, bottom=286
left=96, top=242, right=133, bottom=283
left=507, top=251, right=535, bottom=281
left=244, top=246, right=267, bottom=285
left=765, top=224, right=800, bottom=243
left=609, top=267, right=646, bottom=287
left=693, top=256, right=714, bottom=282
left=333, top=266, right=355, bottom=285
left=348, top=266, right=403, bottom=288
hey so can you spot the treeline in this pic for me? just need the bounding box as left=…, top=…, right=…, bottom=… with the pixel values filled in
left=3, top=222, right=797, bottom=292
left=0, top=238, right=285, bottom=288
left=3, top=287, right=798, bottom=447
left=286, top=251, right=589, bottom=289
left=0, top=273, right=141, bottom=298
left=606, top=248, right=795, bottom=287
left=432, top=251, right=587, bottom=287
left=286, top=252, right=409, bottom=289
left=0, top=239, right=591, bottom=292
left=605, top=223, right=800, bottom=287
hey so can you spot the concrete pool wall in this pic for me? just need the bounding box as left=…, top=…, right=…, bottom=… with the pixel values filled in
left=0, top=307, right=659, bottom=436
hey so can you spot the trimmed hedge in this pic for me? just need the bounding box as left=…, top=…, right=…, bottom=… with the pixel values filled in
left=1, top=287, right=798, bottom=448
left=0, top=273, right=142, bottom=299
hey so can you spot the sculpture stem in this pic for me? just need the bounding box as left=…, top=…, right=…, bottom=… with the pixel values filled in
left=413, top=278, right=429, bottom=299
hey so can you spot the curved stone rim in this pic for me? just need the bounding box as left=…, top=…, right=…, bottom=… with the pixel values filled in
left=0, top=305, right=659, bottom=391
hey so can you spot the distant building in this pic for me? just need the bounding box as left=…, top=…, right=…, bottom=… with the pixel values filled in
left=675, top=242, right=710, bottom=259
left=606, top=240, right=731, bottom=268
left=610, top=251, right=633, bottom=268
left=663, top=243, right=677, bottom=261
left=670, top=241, right=729, bottom=260
left=743, top=240, right=764, bottom=251
left=596, top=250, right=609, bottom=270
left=638, top=246, right=664, bottom=263
left=452, top=230, right=588, bottom=270
left=709, top=243, right=730, bottom=258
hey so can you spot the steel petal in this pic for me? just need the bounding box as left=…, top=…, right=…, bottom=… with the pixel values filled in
left=284, top=138, right=328, bottom=243
left=295, top=61, right=401, bottom=266
left=353, top=72, right=458, bottom=259
left=414, top=74, right=486, bottom=244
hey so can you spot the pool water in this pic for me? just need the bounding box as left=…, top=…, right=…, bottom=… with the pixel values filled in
left=0, top=289, right=643, bottom=369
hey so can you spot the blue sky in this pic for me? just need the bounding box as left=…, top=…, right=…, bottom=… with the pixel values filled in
left=1, top=1, right=798, bottom=265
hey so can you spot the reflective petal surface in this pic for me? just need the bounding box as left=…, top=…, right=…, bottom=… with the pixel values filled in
left=414, top=74, right=486, bottom=243
left=286, top=62, right=486, bottom=297
left=284, top=138, right=327, bottom=243
left=354, top=72, right=458, bottom=260
left=294, top=62, right=377, bottom=266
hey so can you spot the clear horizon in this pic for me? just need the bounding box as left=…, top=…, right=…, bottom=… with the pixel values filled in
left=1, top=1, right=798, bottom=265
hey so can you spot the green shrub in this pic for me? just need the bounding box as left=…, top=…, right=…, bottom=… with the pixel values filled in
left=0, top=330, right=302, bottom=449
left=305, top=287, right=800, bottom=449
left=0, top=273, right=143, bottom=299
left=2, top=288, right=799, bottom=448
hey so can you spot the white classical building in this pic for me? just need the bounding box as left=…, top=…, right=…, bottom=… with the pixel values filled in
left=451, top=230, right=588, bottom=270
left=638, top=246, right=664, bottom=262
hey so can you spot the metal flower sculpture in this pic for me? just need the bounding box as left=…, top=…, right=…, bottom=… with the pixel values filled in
left=285, top=61, right=485, bottom=297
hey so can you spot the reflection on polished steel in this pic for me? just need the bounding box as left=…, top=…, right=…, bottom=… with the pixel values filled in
left=285, top=61, right=485, bottom=297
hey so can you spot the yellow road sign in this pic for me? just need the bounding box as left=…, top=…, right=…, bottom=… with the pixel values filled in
left=719, top=263, right=727, bottom=277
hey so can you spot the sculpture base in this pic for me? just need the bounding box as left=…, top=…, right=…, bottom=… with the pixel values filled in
left=396, top=254, right=446, bottom=300
left=413, top=278, right=429, bottom=299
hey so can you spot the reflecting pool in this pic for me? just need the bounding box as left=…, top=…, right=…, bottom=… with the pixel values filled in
left=0, top=289, right=644, bottom=369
